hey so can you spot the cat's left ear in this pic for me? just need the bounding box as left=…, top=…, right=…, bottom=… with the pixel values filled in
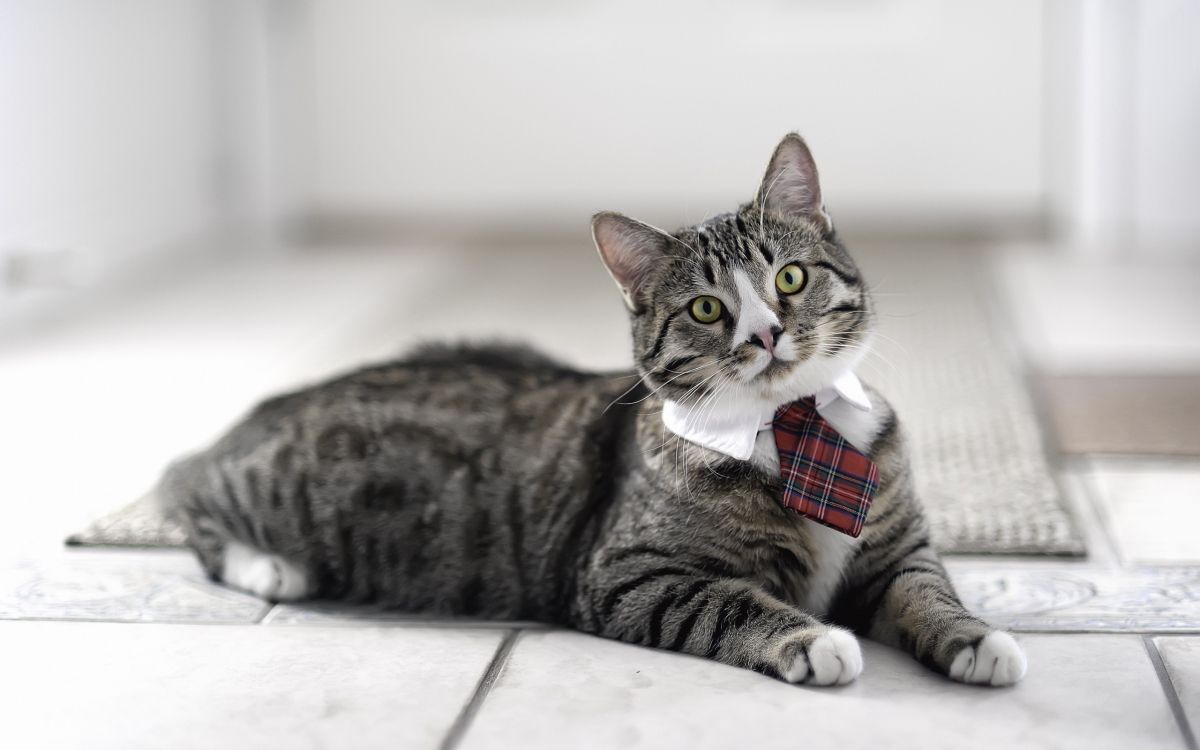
left=592, top=211, right=672, bottom=313
left=754, top=133, right=832, bottom=233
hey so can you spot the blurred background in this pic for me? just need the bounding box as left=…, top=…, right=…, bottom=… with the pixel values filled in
left=2, top=5, right=1200, bottom=745
left=3, top=1, right=1199, bottom=272
left=0, top=0, right=1198, bottom=551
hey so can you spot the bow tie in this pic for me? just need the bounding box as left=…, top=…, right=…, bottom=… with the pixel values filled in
left=774, top=397, right=879, bottom=538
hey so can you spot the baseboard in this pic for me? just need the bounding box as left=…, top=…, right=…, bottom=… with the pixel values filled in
left=291, top=207, right=1053, bottom=248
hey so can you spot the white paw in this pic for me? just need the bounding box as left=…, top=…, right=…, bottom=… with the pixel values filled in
left=949, top=631, right=1027, bottom=686
left=221, top=540, right=308, bottom=602
left=784, top=628, right=863, bottom=686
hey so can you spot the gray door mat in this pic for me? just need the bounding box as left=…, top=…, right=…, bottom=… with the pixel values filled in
left=67, top=246, right=1084, bottom=556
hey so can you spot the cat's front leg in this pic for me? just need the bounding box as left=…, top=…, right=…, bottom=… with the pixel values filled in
left=840, top=534, right=1026, bottom=686
left=583, top=571, right=862, bottom=686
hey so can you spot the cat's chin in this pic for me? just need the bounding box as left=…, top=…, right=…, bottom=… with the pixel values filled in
left=754, top=343, right=871, bottom=407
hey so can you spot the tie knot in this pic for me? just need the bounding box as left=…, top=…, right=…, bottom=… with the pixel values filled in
left=774, top=396, right=819, bottom=426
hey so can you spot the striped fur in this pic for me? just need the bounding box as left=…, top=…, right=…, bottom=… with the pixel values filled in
left=160, top=134, right=1024, bottom=686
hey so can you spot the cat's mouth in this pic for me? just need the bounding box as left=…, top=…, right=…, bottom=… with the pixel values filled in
left=735, top=330, right=848, bottom=391
left=757, top=358, right=793, bottom=379
left=735, top=350, right=796, bottom=387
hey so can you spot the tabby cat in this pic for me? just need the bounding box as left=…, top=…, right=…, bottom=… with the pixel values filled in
left=161, top=134, right=1026, bottom=687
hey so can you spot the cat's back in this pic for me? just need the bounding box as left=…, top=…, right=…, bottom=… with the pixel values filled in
left=203, top=342, right=641, bottom=477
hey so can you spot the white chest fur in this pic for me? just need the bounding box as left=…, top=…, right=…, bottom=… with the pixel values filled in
left=748, top=399, right=887, bottom=615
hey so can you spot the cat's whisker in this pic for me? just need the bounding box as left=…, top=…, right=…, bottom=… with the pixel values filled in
left=774, top=228, right=804, bottom=244
left=757, top=168, right=787, bottom=237
left=672, top=364, right=733, bottom=410
left=671, top=376, right=719, bottom=413
left=604, top=377, right=653, bottom=414
left=700, top=451, right=730, bottom=480
left=815, top=334, right=897, bottom=376
left=657, top=353, right=734, bottom=389
left=844, top=340, right=897, bottom=373
left=638, top=365, right=734, bottom=459
left=643, top=433, right=677, bottom=457
left=823, top=338, right=897, bottom=377
left=679, top=370, right=738, bottom=500
left=608, top=356, right=726, bottom=411
left=830, top=307, right=918, bottom=324
left=647, top=364, right=736, bottom=472
left=694, top=371, right=737, bottom=438
left=860, top=328, right=909, bottom=354
left=640, top=221, right=700, bottom=256
left=837, top=304, right=922, bottom=321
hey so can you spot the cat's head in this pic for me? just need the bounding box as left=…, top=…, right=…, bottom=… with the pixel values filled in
left=593, top=133, right=873, bottom=407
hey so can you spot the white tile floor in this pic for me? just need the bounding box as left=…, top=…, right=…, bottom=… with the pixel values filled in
left=0, top=620, right=504, bottom=749
left=1, top=243, right=1197, bottom=749
left=1089, top=459, right=1200, bottom=565
left=464, top=632, right=1180, bottom=750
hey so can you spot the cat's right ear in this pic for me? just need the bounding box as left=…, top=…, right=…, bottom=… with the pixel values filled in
left=592, top=212, right=671, bottom=313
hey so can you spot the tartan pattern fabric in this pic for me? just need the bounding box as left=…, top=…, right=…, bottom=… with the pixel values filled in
left=773, top=397, right=880, bottom=538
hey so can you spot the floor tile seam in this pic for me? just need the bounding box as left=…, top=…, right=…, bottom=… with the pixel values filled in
left=1144, top=635, right=1199, bottom=750
left=438, top=628, right=521, bottom=750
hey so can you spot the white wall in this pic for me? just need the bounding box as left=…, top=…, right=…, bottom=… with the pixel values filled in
left=0, top=1, right=225, bottom=286
left=1131, top=0, right=1200, bottom=252
left=1057, top=0, right=1200, bottom=256
left=4, top=0, right=1191, bottom=282
left=304, top=0, right=1047, bottom=228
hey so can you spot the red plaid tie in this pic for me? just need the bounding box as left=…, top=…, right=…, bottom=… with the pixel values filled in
left=773, top=397, right=880, bottom=538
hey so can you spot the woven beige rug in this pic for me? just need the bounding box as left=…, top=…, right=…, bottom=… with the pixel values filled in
left=854, top=246, right=1082, bottom=555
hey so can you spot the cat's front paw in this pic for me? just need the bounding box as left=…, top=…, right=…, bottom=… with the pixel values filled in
left=782, top=628, right=863, bottom=686
left=949, top=631, right=1027, bottom=686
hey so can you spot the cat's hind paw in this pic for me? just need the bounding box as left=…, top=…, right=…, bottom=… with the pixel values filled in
left=783, top=628, right=863, bottom=686
left=949, top=631, right=1027, bottom=686
left=221, top=540, right=308, bottom=602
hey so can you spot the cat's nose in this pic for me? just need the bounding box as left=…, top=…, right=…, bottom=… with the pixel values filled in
left=748, top=326, right=783, bottom=356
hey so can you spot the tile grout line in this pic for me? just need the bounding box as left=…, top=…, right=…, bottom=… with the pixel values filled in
left=438, top=628, right=521, bottom=750
left=1142, top=636, right=1198, bottom=750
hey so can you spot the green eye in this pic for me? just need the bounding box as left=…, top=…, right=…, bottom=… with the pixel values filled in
left=775, top=264, right=806, bottom=295
left=689, top=295, right=723, bottom=323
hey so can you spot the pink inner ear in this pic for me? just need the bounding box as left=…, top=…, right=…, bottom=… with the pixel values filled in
left=759, top=135, right=825, bottom=223
left=593, top=214, right=663, bottom=302
left=767, top=165, right=819, bottom=215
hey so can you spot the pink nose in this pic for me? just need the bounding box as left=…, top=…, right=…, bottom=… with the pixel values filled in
left=749, top=326, right=782, bottom=356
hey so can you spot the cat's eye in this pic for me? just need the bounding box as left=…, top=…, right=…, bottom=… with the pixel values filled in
left=689, top=295, right=723, bottom=324
left=775, top=264, right=806, bottom=295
